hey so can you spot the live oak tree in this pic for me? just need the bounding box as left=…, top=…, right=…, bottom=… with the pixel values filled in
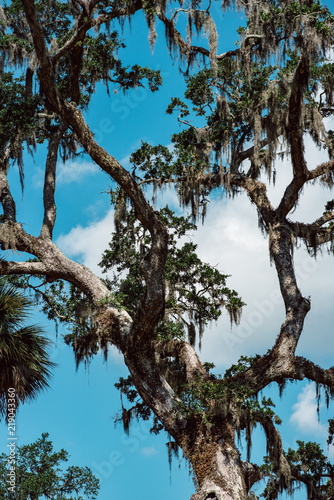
left=0, top=0, right=334, bottom=499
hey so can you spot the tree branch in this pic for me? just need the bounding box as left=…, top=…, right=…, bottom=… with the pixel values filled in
left=21, top=0, right=60, bottom=110
left=157, top=339, right=208, bottom=382
left=52, top=0, right=143, bottom=64
left=230, top=174, right=275, bottom=223
left=277, top=55, right=310, bottom=218
left=25, top=281, right=76, bottom=323
left=0, top=259, right=51, bottom=277
left=253, top=412, right=291, bottom=487
left=0, top=163, right=16, bottom=223
left=294, top=357, right=334, bottom=395
left=288, top=210, right=334, bottom=251
left=40, top=123, right=67, bottom=240
left=18, top=0, right=185, bottom=441
left=307, top=157, right=334, bottom=183
left=155, top=6, right=240, bottom=63
left=0, top=224, right=133, bottom=352
left=21, top=0, right=169, bottom=345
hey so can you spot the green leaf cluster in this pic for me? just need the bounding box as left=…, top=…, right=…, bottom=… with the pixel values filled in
left=0, top=73, right=41, bottom=175
left=0, top=432, right=100, bottom=499
left=100, top=204, right=244, bottom=344
left=261, top=440, right=334, bottom=499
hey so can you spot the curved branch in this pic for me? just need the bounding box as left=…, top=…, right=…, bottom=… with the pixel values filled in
left=230, top=334, right=334, bottom=400
left=239, top=138, right=270, bottom=171
left=22, top=0, right=168, bottom=344
left=155, top=6, right=239, bottom=63
left=156, top=6, right=264, bottom=67
left=22, top=1, right=154, bottom=230
left=253, top=412, right=291, bottom=487
left=157, top=339, right=208, bottom=382
left=312, top=211, right=334, bottom=228
left=0, top=223, right=133, bottom=348
left=0, top=223, right=111, bottom=299
left=242, top=461, right=261, bottom=492
left=21, top=0, right=60, bottom=110
left=18, top=0, right=185, bottom=444
left=230, top=174, right=275, bottom=223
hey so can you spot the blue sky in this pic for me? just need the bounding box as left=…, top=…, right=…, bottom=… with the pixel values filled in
left=1, top=5, right=334, bottom=500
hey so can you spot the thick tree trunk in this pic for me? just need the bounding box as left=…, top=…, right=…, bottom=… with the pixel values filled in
left=185, top=425, right=247, bottom=500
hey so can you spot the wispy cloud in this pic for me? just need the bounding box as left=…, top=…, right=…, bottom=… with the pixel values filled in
left=289, top=384, right=326, bottom=436
left=140, top=447, right=158, bottom=457
left=57, top=161, right=99, bottom=185
left=56, top=209, right=114, bottom=276
left=32, top=160, right=99, bottom=188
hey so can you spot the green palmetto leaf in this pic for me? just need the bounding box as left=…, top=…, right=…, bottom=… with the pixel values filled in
left=0, top=278, right=55, bottom=419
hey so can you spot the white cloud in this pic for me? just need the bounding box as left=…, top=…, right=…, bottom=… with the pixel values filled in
left=53, top=138, right=334, bottom=369
left=57, top=161, right=99, bottom=185
left=190, top=193, right=283, bottom=367
left=290, top=384, right=326, bottom=436
left=56, top=209, right=114, bottom=276
left=289, top=383, right=334, bottom=461
left=32, top=160, right=99, bottom=188
left=188, top=137, right=334, bottom=367
left=32, top=166, right=45, bottom=188
left=140, top=447, right=158, bottom=457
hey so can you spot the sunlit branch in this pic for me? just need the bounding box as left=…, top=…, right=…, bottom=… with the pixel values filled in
left=0, top=259, right=50, bottom=277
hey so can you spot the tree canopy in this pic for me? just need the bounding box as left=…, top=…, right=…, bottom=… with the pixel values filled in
left=0, top=0, right=334, bottom=499
left=0, top=432, right=100, bottom=499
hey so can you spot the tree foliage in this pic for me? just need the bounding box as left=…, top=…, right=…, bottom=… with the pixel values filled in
left=0, top=277, right=55, bottom=419
left=0, top=0, right=334, bottom=498
left=0, top=432, right=100, bottom=499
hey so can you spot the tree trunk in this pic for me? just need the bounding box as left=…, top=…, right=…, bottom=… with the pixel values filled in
left=159, top=419, right=247, bottom=500
left=186, top=428, right=247, bottom=500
